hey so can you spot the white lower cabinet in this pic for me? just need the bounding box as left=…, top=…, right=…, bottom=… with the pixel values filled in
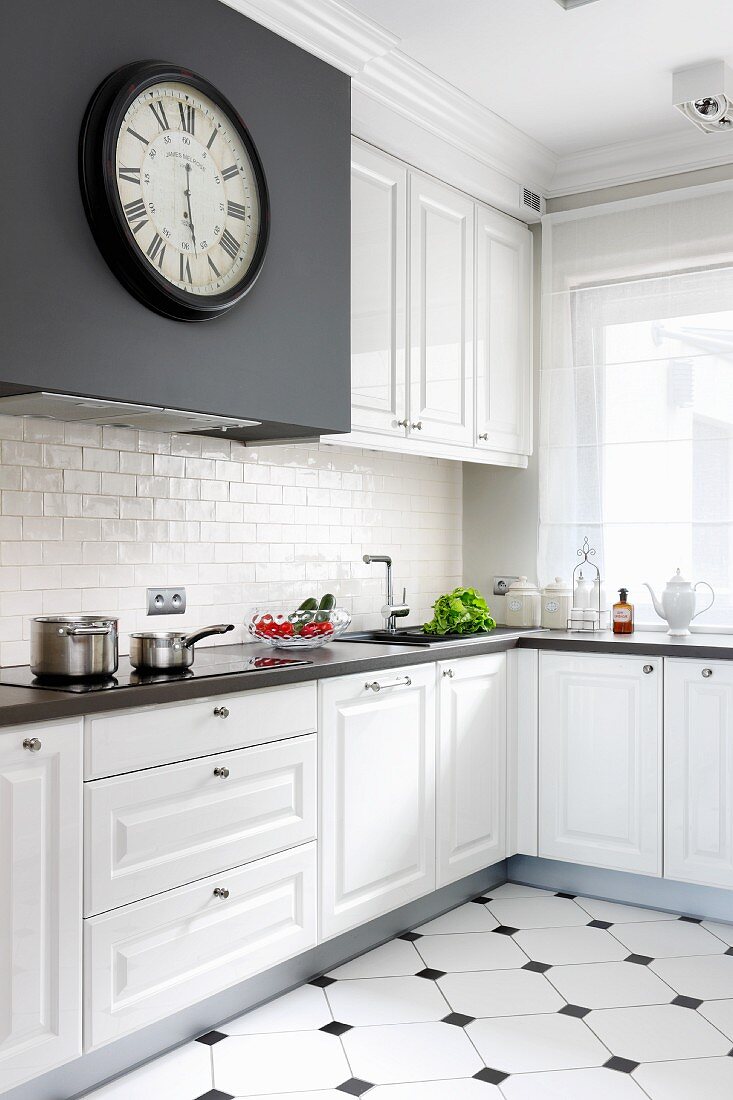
left=437, top=653, right=506, bottom=887
left=85, top=734, right=316, bottom=915
left=539, top=652, right=662, bottom=876
left=319, top=664, right=436, bottom=939
left=665, top=659, right=733, bottom=889
left=84, top=842, right=317, bottom=1050
left=0, top=720, right=83, bottom=1092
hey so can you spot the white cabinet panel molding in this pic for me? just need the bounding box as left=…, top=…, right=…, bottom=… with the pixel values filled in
left=0, top=720, right=82, bottom=1092
left=539, top=653, right=662, bottom=877
left=665, top=659, right=733, bottom=890
left=319, top=665, right=436, bottom=939
left=437, top=653, right=506, bottom=887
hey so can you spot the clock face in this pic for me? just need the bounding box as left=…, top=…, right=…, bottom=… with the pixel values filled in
left=80, top=62, right=269, bottom=321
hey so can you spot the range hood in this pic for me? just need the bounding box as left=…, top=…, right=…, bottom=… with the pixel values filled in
left=0, top=392, right=261, bottom=434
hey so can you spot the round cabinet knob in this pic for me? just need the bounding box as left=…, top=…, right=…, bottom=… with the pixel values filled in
left=397, top=419, right=409, bottom=429
left=213, top=886, right=230, bottom=899
left=213, top=706, right=230, bottom=719
left=443, top=668, right=455, bottom=678
left=478, top=432, right=489, bottom=441
left=411, top=421, right=423, bottom=431
left=22, top=737, right=42, bottom=752
left=702, top=668, right=714, bottom=678
left=213, top=766, right=230, bottom=779
left=643, top=664, right=654, bottom=674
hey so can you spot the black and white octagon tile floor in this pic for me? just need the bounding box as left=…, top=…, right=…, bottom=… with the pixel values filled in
left=87, top=884, right=733, bottom=1100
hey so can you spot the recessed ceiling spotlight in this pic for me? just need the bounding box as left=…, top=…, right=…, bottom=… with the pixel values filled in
left=554, top=0, right=602, bottom=9
left=673, top=60, right=733, bottom=134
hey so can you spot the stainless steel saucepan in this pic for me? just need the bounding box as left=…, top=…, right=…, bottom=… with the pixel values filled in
left=31, top=615, right=119, bottom=679
left=128, top=624, right=234, bottom=671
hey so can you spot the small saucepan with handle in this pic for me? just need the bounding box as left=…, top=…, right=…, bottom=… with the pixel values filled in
left=128, top=624, right=235, bottom=671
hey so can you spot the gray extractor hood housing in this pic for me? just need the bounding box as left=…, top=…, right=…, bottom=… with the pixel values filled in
left=1, top=0, right=352, bottom=444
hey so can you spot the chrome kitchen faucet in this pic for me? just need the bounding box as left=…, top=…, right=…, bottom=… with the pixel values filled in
left=363, top=554, right=410, bottom=632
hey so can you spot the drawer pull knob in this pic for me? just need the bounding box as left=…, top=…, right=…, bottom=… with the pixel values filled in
left=213, top=706, right=230, bottom=719
left=702, top=667, right=713, bottom=678
left=410, top=421, right=423, bottom=431
left=213, top=766, right=230, bottom=779
left=478, top=432, right=489, bottom=441
left=22, top=737, right=42, bottom=752
left=443, top=668, right=455, bottom=678
left=213, top=887, right=230, bottom=899
left=643, top=664, right=654, bottom=674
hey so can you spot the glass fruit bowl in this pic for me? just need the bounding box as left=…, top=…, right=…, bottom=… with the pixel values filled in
left=247, top=605, right=352, bottom=649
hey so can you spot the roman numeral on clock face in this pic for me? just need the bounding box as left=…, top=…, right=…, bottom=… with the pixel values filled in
left=227, top=200, right=247, bottom=221
left=207, top=255, right=221, bottom=278
left=206, top=128, right=218, bottom=150
left=123, top=198, right=148, bottom=233
left=149, top=100, right=170, bottom=131
left=219, top=228, right=240, bottom=260
left=179, top=254, right=192, bottom=283
left=127, top=127, right=149, bottom=147
left=221, top=164, right=239, bottom=181
left=118, top=165, right=141, bottom=184
left=146, top=233, right=166, bottom=268
left=178, top=102, right=195, bottom=134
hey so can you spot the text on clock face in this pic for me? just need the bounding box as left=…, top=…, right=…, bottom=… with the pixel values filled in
left=115, top=81, right=261, bottom=296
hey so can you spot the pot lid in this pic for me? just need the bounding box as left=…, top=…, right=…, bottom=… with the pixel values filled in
left=542, top=576, right=571, bottom=594
left=507, top=575, right=540, bottom=593
left=667, top=568, right=693, bottom=587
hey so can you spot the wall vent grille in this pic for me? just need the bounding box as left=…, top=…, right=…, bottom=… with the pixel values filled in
left=522, top=188, right=544, bottom=215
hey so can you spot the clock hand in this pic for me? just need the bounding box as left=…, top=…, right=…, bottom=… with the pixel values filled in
left=184, top=163, right=198, bottom=257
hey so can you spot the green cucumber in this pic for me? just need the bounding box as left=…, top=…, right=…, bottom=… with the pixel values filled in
left=316, top=592, right=336, bottom=622
left=298, top=597, right=318, bottom=612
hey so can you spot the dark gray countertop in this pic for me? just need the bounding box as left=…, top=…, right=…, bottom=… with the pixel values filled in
left=0, top=627, right=732, bottom=729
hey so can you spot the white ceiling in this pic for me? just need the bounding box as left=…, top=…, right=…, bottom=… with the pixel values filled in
left=345, top=0, right=733, bottom=157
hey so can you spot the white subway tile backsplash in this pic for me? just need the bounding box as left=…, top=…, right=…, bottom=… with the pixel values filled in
left=0, top=422, right=462, bottom=663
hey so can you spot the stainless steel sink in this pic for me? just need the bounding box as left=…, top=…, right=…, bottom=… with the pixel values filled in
left=337, top=626, right=538, bottom=648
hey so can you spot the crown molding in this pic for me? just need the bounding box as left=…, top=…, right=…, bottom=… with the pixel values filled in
left=219, top=0, right=398, bottom=76
left=354, top=51, right=558, bottom=193
left=548, top=126, right=733, bottom=197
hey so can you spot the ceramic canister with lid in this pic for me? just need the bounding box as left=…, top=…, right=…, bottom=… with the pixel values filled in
left=505, top=576, right=541, bottom=628
left=541, top=577, right=573, bottom=630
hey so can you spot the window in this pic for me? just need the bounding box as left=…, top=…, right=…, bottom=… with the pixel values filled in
left=540, top=184, right=733, bottom=628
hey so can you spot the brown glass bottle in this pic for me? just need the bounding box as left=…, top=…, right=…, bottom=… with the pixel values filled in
left=612, top=587, right=634, bottom=634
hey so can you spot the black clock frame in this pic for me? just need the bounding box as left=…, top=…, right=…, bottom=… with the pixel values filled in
left=79, top=60, right=270, bottom=323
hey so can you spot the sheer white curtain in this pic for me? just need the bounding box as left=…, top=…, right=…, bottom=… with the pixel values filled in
left=539, top=183, right=733, bottom=628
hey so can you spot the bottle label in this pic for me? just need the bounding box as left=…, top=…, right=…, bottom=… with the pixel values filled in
left=508, top=598, right=523, bottom=612
left=613, top=608, right=632, bottom=622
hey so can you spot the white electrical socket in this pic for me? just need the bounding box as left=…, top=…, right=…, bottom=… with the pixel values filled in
left=493, top=576, right=519, bottom=596
left=147, top=587, right=186, bottom=615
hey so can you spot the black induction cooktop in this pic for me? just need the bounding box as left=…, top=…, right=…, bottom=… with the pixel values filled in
left=0, top=649, right=312, bottom=694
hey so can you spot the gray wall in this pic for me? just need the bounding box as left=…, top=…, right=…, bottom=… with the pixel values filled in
left=0, top=0, right=351, bottom=439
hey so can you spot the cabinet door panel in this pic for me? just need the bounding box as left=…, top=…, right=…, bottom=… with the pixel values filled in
left=350, top=139, right=407, bottom=435
left=0, top=720, right=82, bottom=1092
left=437, top=654, right=506, bottom=886
left=665, top=659, right=733, bottom=888
left=539, top=654, right=661, bottom=876
left=320, top=665, right=435, bottom=939
left=84, top=843, right=316, bottom=1050
left=475, top=206, right=532, bottom=455
left=85, top=734, right=316, bottom=914
left=409, top=174, right=474, bottom=445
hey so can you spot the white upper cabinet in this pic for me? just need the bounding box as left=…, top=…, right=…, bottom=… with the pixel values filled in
left=408, top=173, right=474, bottom=447
left=437, top=653, right=506, bottom=887
left=350, top=140, right=407, bottom=436
left=319, top=664, right=436, bottom=940
left=475, top=204, right=532, bottom=456
left=327, top=141, right=533, bottom=466
left=0, top=720, right=82, bottom=1092
left=539, top=653, right=662, bottom=877
left=665, top=659, right=733, bottom=889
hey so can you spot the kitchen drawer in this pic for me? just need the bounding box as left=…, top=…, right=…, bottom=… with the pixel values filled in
left=84, top=681, right=317, bottom=778
left=83, top=842, right=316, bottom=1050
left=84, top=734, right=316, bottom=915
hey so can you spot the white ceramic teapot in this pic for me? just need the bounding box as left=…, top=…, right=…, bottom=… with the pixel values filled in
left=643, top=569, right=714, bottom=636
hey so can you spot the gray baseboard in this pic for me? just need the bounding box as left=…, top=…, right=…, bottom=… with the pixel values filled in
left=6, top=861, right=507, bottom=1100
left=508, top=855, right=733, bottom=923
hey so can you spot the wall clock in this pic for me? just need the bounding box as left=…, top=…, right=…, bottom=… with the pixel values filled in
left=79, top=61, right=270, bottom=322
